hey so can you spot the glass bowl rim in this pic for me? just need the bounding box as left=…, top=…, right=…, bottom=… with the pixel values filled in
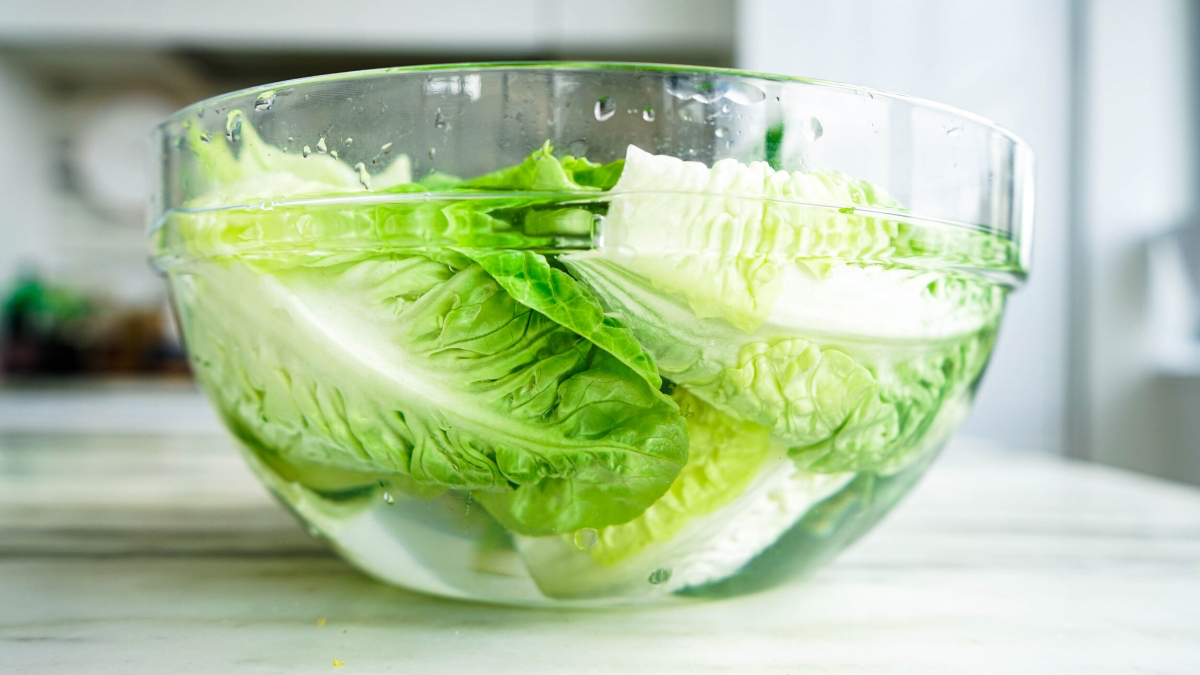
left=155, top=61, right=1033, bottom=283
left=157, top=60, right=1031, bottom=150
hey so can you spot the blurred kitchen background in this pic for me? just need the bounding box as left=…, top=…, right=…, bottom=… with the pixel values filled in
left=0, top=0, right=1197, bottom=483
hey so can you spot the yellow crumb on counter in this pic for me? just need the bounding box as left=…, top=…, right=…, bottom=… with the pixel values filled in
left=333, top=658, right=344, bottom=667
left=317, top=618, right=327, bottom=627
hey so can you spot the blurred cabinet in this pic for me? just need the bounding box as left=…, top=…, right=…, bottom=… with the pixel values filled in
left=737, top=0, right=1073, bottom=455
left=0, top=0, right=734, bottom=59
left=1079, top=0, right=1200, bottom=484
left=0, top=0, right=734, bottom=309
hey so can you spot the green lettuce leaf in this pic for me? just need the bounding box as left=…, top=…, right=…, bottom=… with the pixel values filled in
left=462, top=141, right=623, bottom=191
left=600, top=145, right=905, bottom=332
left=514, top=391, right=853, bottom=599
left=598, top=145, right=1017, bottom=333
left=174, top=254, right=687, bottom=535
left=788, top=330, right=995, bottom=473
left=587, top=388, right=771, bottom=565
left=181, top=110, right=412, bottom=207
left=562, top=254, right=999, bottom=474
left=158, top=138, right=617, bottom=267
left=461, top=249, right=661, bottom=387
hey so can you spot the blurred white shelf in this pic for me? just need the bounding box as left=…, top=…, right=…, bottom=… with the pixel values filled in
left=1148, top=228, right=1200, bottom=378
left=0, top=380, right=222, bottom=435
left=0, top=0, right=734, bottom=55
left=4, top=435, right=1200, bottom=673
left=1154, top=348, right=1200, bottom=378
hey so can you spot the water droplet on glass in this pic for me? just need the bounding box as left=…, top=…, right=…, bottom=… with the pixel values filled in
left=344, top=137, right=353, bottom=146
left=667, top=76, right=768, bottom=105
left=330, top=150, right=338, bottom=159
left=648, top=568, right=672, bottom=585
left=381, top=142, right=393, bottom=153
left=667, top=77, right=706, bottom=102
left=302, top=145, right=311, bottom=158
left=197, top=106, right=205, bottom=118
left=721, top=103, right=731, bottom=114
left=254, top=90, right=276, bottom=111
left=287, top=136, right=294, bottom=143
left=803, top=117, right=824, bottom=142
left=316, top=136, right=328, bottom=154
left=382, top=491, right=394, bottom=505
left=725, top=82, right=767, bottom=105
left=435, top=110, right=447, bottom=129
left=574, top=528, right=599, bottom=551
left=724, top=140, right=733, bottom=149
left=667, top=76, right=743, bottom=104
left=714, top=126, right=728, bottom=138
left=199, top=132, right=212, bottom=143
left=944, top=125, right=962, bottom=137
left=594, top=96, right=616, bottom=121
left=296, top=214, right=316, bottom=238
left=355, top=162, right=370, bottom=190
left=224, top=111, right=243, bottom=143
left=642, top=107, right=656, bottom=122
left=428, top=147, right=437, bottom=159
left=568, top=139, right=589, bottom=156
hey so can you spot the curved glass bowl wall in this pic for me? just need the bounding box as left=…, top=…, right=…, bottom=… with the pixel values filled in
left=151, top=64, right=1032, bottom=606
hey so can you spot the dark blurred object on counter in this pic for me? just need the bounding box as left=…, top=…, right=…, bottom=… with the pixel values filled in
left=1, top=269, right=189, bottom=378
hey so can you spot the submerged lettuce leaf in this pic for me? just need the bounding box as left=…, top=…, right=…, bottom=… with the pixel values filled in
left=598, top=145, right=1016, bottom=333
left=175, top=254, right=686, bottom=535
left=181, top=110, right=412, bottom=207
left=167, top=120, right=1001, bottom=561
left=513, top=391, right=853, bottom=599
left=587, top=388, right=772, bottom=565
left=463, top=141, right=624, bottom=191
left=788, top=330, right=995, bottom=473
left=600, top=146, right=906, bottom=333
left=562, top=254, right=999, bottom=474
left=159, top=139, right=620, bottom=266
left=461, top=248, right=661, bottom=388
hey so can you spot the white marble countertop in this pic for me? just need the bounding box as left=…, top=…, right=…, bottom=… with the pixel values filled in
left=3, top=426, right=1200, bottom=674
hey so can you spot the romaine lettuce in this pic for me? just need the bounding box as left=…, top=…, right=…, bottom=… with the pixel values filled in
left=515, top=391, right=853, bottom=599
left=163, top=123, right=1001, bottom=560
left=174, top=253, right=687, bottom=536
left=561, top=253, right=998, bottom=473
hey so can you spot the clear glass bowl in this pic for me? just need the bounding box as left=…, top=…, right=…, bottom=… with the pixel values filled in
left=150, top=63, right=1032, bottom=606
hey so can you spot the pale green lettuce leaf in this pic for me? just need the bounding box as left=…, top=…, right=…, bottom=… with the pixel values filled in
left=182, top=110, right=411, bottom=207
left=462, top=140, right=623, bottom=191
left=601, top=145, right=906, bottom=333
left=173, top=254, right=686, bottom=535
left=587, top=388, right=771, bottom=565
left=562, top=254, right=999, bottom=474
left=514, top=391, right=852, bottom=599
left=461, top=249, right=661, bottom=387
